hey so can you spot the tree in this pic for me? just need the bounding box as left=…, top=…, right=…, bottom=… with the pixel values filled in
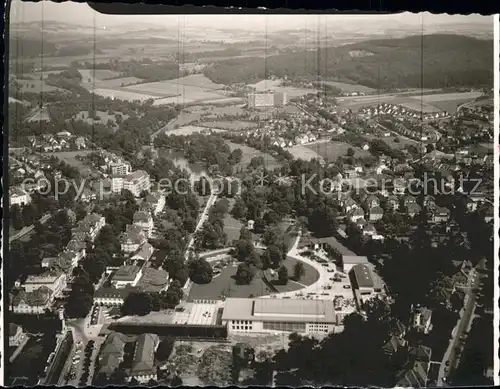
left=239, top=226, right=253, bottom=241
left=234, top=239, right=255, bottom=261
left=231, top=198, right=248, bottom=220
left=293, top=262, right=305, bottom=281
left=171, top=376, right=183, bottom=386
left=278, top=265, right=289, bottom=285
left=188, top=258, right=213, bottom=284
left=183, top=216, right=197, bottom=233
left=155, top=336, right=175, bottom=361
left=263, top=244, right=284, bottom=269
left=235, top=262, right=256, bottom=285
left=347, top=147, right=355, bottom=157
left=121, top=292, right=154, bottom=316
left=11, top=204, right=24, bottom=230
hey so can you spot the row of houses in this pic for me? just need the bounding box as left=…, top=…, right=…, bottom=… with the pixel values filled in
left=10, top=213, right=106, bottom=314
left=26, top=132, right=87, bottom=152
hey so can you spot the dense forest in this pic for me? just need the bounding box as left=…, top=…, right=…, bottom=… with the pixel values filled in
left=203, top=34, right=493, bottom=89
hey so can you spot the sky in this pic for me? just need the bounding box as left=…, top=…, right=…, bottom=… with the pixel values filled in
left=10, top=0, right=492, bottom=32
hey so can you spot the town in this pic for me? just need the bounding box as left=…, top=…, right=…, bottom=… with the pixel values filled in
left=6, top=6, right=496, bottom=389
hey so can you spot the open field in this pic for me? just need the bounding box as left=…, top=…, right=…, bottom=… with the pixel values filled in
left=225, top=141, right=280, bottom=170
left=248, top=78, right=317, bottom=98
left=364, top=133, right=417, bottom=149
left=318, top=80, right=375, bottom=93
left=223, top=202, right=246, bottom=243
left=15, top=79, right=65, bottom=94
left=164, top=125, right=227, bottom=136
left=249, top=79, right=282, bottom=91
left=41, top=150, right=96, bottom=176
left=287, top=144, right=325, bottom=161
left=198, top=120, right=258, bottom=131
left=26, top=106, right=51, bottom=122
left=90, top=88, right=157, bottom=101
left=305, top=141, right=371, bottom=162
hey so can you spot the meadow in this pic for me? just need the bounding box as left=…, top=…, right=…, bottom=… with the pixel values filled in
left=225, top=141, right=280, bottom=170
left=305, top=141, right=371, bottom=162
left=198, top=120, right=258, bottom=131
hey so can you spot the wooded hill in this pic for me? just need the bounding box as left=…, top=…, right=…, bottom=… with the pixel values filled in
left=203, top=34, right=493, bottom=89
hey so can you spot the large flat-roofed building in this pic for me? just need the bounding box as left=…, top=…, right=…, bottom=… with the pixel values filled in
left=222, top=298, right=345, bottom=336
left=350, top=264, right=375, bottom=295
left=248, top=92, right=275, bottom=108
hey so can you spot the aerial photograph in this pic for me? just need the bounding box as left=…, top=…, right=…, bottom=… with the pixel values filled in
left=5, top=1, right=496, bottom=387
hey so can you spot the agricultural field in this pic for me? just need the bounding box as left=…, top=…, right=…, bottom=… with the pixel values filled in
left=25, top=106, right=51, bottom=123
left=225, top=141, right=280, bottom=170
left=408, top=91, right=483, bottom=113
left=305, top=141, right=371, bottom=162
left=164, top=125, right=227, bottom=136
left=318, top=80, right=375, bottom=93
left=90, top=88, right=157, bottom=102
left=198, top=120, right=258, bottom=131
left=15, top=78, right=65, bottom=94
left=248, top=78, right=317, bottom=98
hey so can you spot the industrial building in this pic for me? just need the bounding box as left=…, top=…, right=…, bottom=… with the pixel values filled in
left=221, top=298, right=345, bottom=336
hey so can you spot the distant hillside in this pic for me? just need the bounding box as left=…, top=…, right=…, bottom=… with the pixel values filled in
left=9, top=37, right=58, bottom=58
left=203, top=34, right=493, bottom=89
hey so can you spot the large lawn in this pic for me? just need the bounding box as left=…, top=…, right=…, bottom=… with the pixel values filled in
left=41, top=150, right=96, bottom=177
left=305, top=141, right=371, bottom=162
left=225, top=141, right=280, bottom=171
left=187, top=264, right=273, bottom=300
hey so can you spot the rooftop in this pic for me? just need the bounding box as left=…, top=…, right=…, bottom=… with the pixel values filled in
left=222, top=298, right=343, bottom=324
left=351, top=264, right=375, bottom=289
left=112, top=266, right=142, bottom=282
left=342, top=255, right=369, bottom=265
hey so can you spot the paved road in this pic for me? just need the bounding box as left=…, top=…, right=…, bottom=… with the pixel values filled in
left=437, top=271, right=480, bottom=386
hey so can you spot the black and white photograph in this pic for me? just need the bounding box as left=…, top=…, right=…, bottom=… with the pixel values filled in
left=4, top=1, right=498, bottom=387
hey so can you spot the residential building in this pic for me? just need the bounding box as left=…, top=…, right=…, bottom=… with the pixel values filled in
left=74, top=137, right=87, bottom=149
left=364, top=194, right=380, bottom=209
left=383, top=335, right=407, bottom=357
left=222, top=298, right=345, bottom=336
left=24, top=272, right=67, bottom=295
left=368, top=206, right=384, bottom=221
left=431, top=207, right=451, bottom=223
left=111, top=175, right=124, bottom=194
left=129, top=334, right=160, bottom=383
left=111, top=265, right=143, bottom=289
left=10, top=286, right=54, bottom=314
left=110, top=162, right=131, bottom=176
left=396, top=345, right=432, bottom=387
left=133, top=210, right=154, bottom=238
left=10, top=187, right=32, bottom=207
left=120, top=225, right=147, bottom=253
left=131, top=243, right=154, bottom=262
left=144, top=192, right=166, bottom=216
left=406, top=203, right=422, bottom=217
left=385, top=195, right=399, bottom=211
left=362, top=223, right=377, bottom=237
left=9, top=323, right=25, bottom=347
left=97, top=332, right=127, bottom=378
left=412, top=306, right=433, bottom=334
left=123, top=170, right=151, bottom=197
left=72, top=213, right=106, bottom=242
left=348, top=208, right=365, bottom=222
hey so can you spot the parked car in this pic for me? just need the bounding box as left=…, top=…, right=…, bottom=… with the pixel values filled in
left=343, top=285, right=351, bottom=289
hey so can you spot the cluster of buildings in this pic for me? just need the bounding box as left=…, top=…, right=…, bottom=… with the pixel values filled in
left=24, top=132, right=88, bottom=152
left=96, top=332, right=160, bottom=383
left=247, top=91, right=287, bottom=108
left=9, top=213, right=106, bottom=314
left=359, top=102, right=449, bottom=122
